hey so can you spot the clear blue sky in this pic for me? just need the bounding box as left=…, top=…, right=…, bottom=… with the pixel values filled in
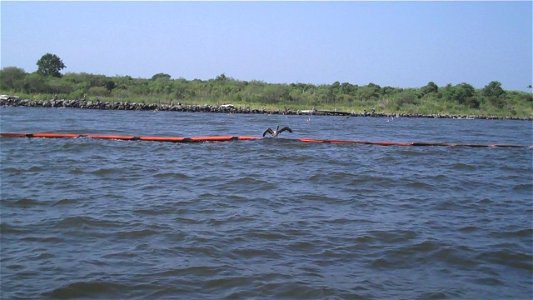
left=1, top=1, right=531, bottom=91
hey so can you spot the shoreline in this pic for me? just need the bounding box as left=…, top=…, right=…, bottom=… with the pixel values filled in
left=1, top=98, right=531, bottom=120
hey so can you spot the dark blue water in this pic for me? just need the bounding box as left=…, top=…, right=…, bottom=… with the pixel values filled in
left=1, top=107, right=532, bottom=299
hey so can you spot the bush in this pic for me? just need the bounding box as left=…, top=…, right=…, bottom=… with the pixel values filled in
left=87, top=86, right=109, bottom=97
left=23, top=73, right=48, bottom=93
left=421, top=81, right=438, bottom=96
left=151, top=73, right=171, bottom=80
left=0, top=67, right=27, bottom=91
left=482, top=81, right=505, bottom=98
left=393, top=90, right=419, bottom=108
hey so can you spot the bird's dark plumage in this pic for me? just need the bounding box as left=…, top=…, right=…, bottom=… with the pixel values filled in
left=263, top=125, right=293, bottom=137
left=279, top=127, right=292, bottom=134
left=263, top=128, right=274, bottom=137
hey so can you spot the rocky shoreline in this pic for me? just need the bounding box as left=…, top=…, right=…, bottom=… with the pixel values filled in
left=0, top=97, right=530, bottom=120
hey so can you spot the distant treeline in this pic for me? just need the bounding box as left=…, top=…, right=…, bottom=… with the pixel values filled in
left=1, top=61, right=532, bottom=118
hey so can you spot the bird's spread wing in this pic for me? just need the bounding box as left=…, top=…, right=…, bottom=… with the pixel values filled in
left=279, top=127, right=293, bottom=134
left=263, top=128, right=273, bottom=137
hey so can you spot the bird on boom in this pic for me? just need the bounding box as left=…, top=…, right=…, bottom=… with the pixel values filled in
left=263, top=125, right=293, bottom=137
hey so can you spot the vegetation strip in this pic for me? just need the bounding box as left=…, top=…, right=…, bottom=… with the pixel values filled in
left=1, top=132, right=529, bottom=148
left=1, top=53, right=532, bottom=119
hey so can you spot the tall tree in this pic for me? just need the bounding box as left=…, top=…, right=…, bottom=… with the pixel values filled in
left=482, top=81, right=505, bottom=98
left=151, top=73, right=171, bottom=80
left=421, top=81, right=439, bottom=96
left=36, top=53, right=66, bottom=77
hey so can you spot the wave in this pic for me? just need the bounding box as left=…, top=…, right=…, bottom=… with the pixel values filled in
left=308, top=171, right=355, bottom=183
left=299, top=193, right=345, bottom=204
left=349, top=175, right=398, bottom=187
left=366, top=230, right=418, bottom=244
left=244, top=229, right=289, bottom=241
left=154, top=265, right=225, bottom=277
left=489, top=228, right=532, bottom=239
left=406, top=180, right=433, bottom=190
left=52, top=216, right=120, bottom=229
left=1, top=165, right=45, bottom=173
left=43, top=281, right=136, bottom=299
left=207, top=214, right=257, bottom=226
left=153, top=172, right=191, bottom=180
left=53, top=198, right=78, bottom=206
left=214, top=176, right=275, bottom=192
left=230, top=247, right=281, bottom=259
left=0, top=222, right=31, bottom=234
left=477, top=250, right=533, bottom=270
left=114, top=229, right=160, bottom=239
left=371, top=241, right=477, bottom=269
left=451, top=162, right=477, bottom=171
left=434, top=199, right=463, bottom=210
left=1, top=198, right=47, bottom=208
left=513, top=183, right=533, bottom=192
left=90, top=168, right=119, bottom=176
left=21, top=236, right=64, bottom=243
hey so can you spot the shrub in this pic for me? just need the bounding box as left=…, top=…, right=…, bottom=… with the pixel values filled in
left=23, top=73, right=48, bottom=93
left=0, top=67, right=27, bottom=91
left=87, top=86, right=109, bottom=97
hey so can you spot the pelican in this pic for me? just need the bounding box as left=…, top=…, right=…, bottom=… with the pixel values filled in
left=263, top=125, right=293, bottom=137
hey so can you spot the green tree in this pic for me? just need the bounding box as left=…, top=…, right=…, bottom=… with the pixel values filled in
left=36, top=53, right=66, bottom=77
left=340, top=82, right=356, bottom=94
left=482, top=81, right=505, bottom=98
left=452, top=83, right=475, bottom=103
left=215, top=73, right=227, bottom=81
left=367, top=83, right=381, bottom=91
left=441, top=83, right=478, bottom=107
left=105, top=80, right=116, bottom=91
left=359, top=83, right=381, bottom=101
left=381, top=86, right=399, bottom=96
left=421, top=81, right=438, bottom=96
left=0, top=67, right=27, bottom=91
left=331, top=81, right=341, bottom=91
left=151, top=73, right=171, bottom=80
left=456, top=83, right=478, bottom=107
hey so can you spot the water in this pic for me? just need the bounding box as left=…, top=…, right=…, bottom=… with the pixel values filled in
left=1, top=106, right=532, bottom=299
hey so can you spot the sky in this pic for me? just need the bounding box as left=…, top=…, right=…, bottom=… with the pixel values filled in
left=1, top=1, right=531, bottom=91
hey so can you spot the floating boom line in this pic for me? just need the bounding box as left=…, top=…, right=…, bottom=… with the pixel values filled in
left=0, top=132, right=530, bottom=149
